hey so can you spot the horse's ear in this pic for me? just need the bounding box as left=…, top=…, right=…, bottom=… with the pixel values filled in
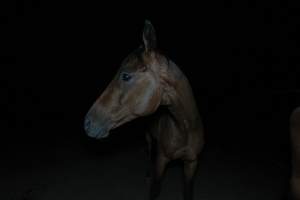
left=143, top=20, right=157, bottom=52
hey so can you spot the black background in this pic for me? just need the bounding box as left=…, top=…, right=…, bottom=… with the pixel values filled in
left=1, top=0, right=300, bottom=199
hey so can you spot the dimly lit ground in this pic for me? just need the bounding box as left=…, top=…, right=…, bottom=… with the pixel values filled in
left=4, top=132, right=290, bottom=200
left=3, top=89, right=296, bottom=200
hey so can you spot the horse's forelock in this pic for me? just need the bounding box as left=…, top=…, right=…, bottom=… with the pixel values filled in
left=120, top=47, right=145, bottom=71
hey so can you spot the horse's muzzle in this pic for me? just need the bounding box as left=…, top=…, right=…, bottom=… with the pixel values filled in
left=84, top=117, right=110, bottom=139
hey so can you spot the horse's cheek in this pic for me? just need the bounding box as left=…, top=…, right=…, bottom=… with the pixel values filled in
left=143, top=87, right=161, bottom=115
left=133, top=87, right=158, bottom=116
left=152, top=87, right=161, bottom=109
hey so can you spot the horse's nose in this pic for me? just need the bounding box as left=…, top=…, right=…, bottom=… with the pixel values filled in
left=84, top=117, right=91, bottom=132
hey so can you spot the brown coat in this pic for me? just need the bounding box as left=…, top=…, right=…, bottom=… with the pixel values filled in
left=84, top=20, right=204, bottom=200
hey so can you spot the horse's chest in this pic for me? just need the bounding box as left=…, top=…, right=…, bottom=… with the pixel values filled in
left=155, top=117, right=187, bottom=158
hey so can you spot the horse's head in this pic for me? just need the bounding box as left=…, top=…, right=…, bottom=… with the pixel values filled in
left=84, top=20, right=166, bottom=139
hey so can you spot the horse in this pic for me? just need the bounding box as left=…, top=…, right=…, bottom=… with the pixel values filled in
left=290, top=106, right=300, bottom=200
left=84, top=20, right=205, bottom=200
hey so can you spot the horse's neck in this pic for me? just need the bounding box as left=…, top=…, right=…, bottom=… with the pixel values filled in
left=160, top=60, right=202, bottom=132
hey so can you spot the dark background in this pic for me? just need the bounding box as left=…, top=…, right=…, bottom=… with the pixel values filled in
left=1, top=1, right=300, bottom=199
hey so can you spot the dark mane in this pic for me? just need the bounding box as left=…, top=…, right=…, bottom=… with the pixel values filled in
left=121, top=46, right=144, bottom=67
left=156, top=48, right=171, bottom=66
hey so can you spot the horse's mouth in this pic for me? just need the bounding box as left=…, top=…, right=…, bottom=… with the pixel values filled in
left=85, top=125, right=111, bottom=139
left=95, top=130, right=110, bottom=139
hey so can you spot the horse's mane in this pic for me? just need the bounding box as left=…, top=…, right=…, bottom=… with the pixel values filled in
left=136, top=45, right=172, bottom=66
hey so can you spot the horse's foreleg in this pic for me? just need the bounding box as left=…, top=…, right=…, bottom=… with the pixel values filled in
left=145, top=132, right=153, bottom=178
left=149, top=154, right=169, bottom=200
left=183, top=160, right=198, bottom=200
left=291, top=177, right=300, bottom=200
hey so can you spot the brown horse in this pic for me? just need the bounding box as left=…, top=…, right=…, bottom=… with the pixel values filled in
left=290, top=107, right=300, bottom=200
left=84, top=20, right=205, bottom=200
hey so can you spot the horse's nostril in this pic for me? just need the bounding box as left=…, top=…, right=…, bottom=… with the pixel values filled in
left=84, top=118, right=91, bottom=132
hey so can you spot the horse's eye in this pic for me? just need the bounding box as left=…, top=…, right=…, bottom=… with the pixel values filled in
left=121, top=73, right=132, bottom=82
